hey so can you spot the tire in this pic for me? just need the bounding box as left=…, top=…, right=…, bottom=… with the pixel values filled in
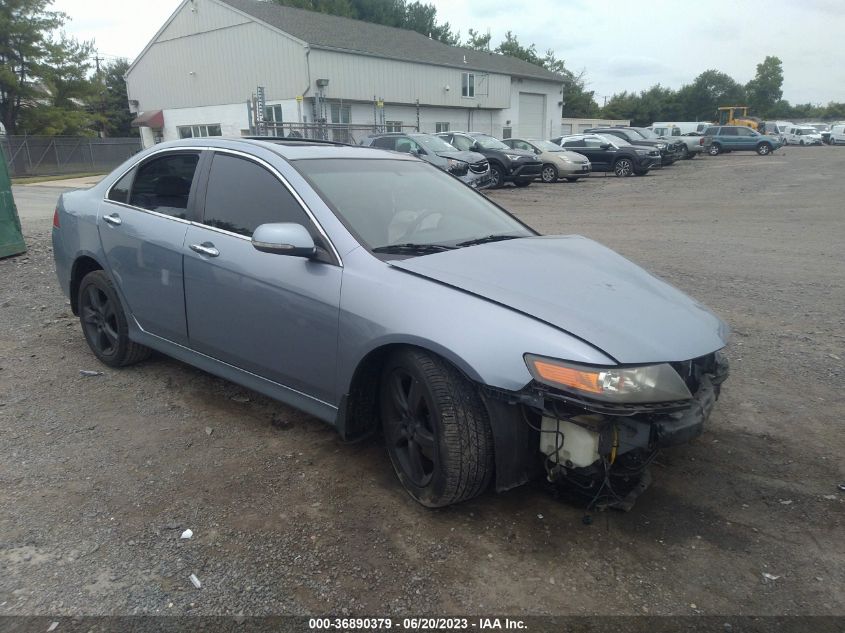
left=685, top=150, right=696, bottom=159
left=78, top=270, right=151, bottom=368
left=513, top=179, right=532, bottom=188
left=831, top=137, right=837, bottom=146
left=613, top=157, right=634, bottom=177
left=800, top=139, right=805, bottom=146
left=488, top=164, right=505, bottom=189
left=379, top=348, right=494, bottom=507
left=540, top=164, right=558, bottom=183
left=708, top=143, right=721, bottom=156
left=757, top=143, right=772, bottom=156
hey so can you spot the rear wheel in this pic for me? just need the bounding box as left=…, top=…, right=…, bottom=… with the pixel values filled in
left=708, top=143, right=721, bottom=156
left=799, top=139, right=805, bottom=146
left=757, top=143, right=772, bottom=156
left=379, top=348, right=494, bottom=507
left=613, top=157, right=634, bottom=177
left=78, top=270, right=151, bottom=368
left=832, top=137, right=838, bottom=146
left=540, top=164, right=558, bottom=183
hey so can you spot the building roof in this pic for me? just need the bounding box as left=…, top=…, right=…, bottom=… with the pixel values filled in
left=219, top=0, right=564, bottom=83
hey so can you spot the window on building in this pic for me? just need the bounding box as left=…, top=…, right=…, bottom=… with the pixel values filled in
left=385, top=121, right=403, bottom=133
left=128, top=153, right=200, bottom=219
left=264, top=104, right=283, bottom=122
left=178, top=124, right=222, bottom=139
left=435, top=122, right=450, bottom=133
left=201, top=153, right=311, bottom=238
left=330, top=103, right=351, bottom=124
left=461, top=72, right=475, bottom=98
left=501, top=126, right=512, bottom=139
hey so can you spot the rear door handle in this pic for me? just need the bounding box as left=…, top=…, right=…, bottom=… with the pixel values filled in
left=103, top=213, right=122, bottom=226
left=189, top=242, right=219, bottom=257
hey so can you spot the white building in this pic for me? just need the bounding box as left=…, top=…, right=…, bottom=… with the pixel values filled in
left=126, top=0, right=566, bottom=147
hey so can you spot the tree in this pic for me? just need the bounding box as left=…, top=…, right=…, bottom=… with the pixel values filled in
left=494, top=31, right=540, bottom=65
left=465, top=28, right=491, bottom=51
left=746, top=56, right=783, bottom=118
left=677, top=70, right=746, bottom=121
left=0, top=0, right=64, bottom=134
left=98, top=58, right=137, bottom=137
left=404, top=2, right=458, bottom=44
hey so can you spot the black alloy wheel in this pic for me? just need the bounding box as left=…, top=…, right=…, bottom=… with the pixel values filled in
left=78, top=270, right=150, bottom=367
left=613, top=158, right=634, bottom=177
left=379, top=348, right=493, bottom=507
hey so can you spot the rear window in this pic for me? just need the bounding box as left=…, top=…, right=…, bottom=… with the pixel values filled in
left=704, top=127, right=718, bottom=136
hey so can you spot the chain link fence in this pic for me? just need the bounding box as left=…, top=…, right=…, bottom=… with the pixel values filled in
left=0, top=136, right=143, bottom=178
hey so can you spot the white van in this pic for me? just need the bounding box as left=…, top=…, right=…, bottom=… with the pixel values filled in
left=783, top=126, right=823, bottom=145
left=830, top=124, right=845, bottom=145
left=651, top=122, right=711, bottom=136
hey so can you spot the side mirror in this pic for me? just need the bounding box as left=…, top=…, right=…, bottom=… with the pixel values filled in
left=600, top=143, right=612, bottom=149
left=413, top=147, right=426, bottom=156
left=470, top=142, right=481, bottom=152
left=252, top=223, right=316, bottom=258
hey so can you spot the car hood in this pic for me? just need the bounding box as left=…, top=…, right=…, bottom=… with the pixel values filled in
left=435, top=150, right=486, bottom=163
left=389, top=235, right=729, bottom=364
left=543, top=150, right=590, bottom=163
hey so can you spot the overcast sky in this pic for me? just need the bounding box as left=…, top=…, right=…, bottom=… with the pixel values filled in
left=53, top=0, right=845, bottom=105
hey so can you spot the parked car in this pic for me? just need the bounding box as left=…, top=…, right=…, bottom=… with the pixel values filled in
left=702, top=126, right=783, bottom=155
left=501, top=138, right=591, bottom=183
left=360, top=132, right=490, bottom=188
left=550, top=133, right=661, bottom=176
left=829, top=124, right=845, bottom=145
left=52, top=137, right=729, bottom=508
left=783, top=126, right=824, bottom=145
left=636, top=126, right=702, bottom=159
left=585, top=127, right=684, bottom=165
left=435, top=131, right=542, bottom=188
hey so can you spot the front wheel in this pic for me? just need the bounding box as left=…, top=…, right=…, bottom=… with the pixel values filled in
left=540, top=164, right=558, bottom=183
left=488, top=164, right=505, bottom=189
left=613, top=158, right=634, bottom=176
left=379, top=348, right=494, bottom=507
left=708, top=143, right=721, bottom=156
left=757, top=143, right=772, bottom=156
left=832, top=138, right=838, bottom=146
left=78, top=270, right=151, bottom=367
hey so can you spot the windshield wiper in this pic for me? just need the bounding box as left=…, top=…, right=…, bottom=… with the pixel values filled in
left=371, top=243, right=455, bottom=254
left=455, top=234, right=523, bottom=247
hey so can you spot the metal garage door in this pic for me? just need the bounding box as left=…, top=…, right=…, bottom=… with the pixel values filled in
left=519, top=93, right=546, bottom=139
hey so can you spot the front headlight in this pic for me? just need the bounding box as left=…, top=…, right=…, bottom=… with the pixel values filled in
left=656, top=143, right=666, bottom=150
left=635, top=149, right=649, bottom=155
left=524, top=354, right=692, bottom=403
left=446, top=158, right=463, bottom=170
left=504, top=154, right=523, bottom=161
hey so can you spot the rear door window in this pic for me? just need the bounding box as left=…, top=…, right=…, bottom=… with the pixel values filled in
left=370, top=137, right=396, bottom=150
left=108, top=168, right=135, bottom=204
left=128, top=153, right=200, bottom=219
left=201, top=153, right=312, bottom=238
left=721, top=128, right=739, bottom=136
left=450, top=135, right=474, bottom=151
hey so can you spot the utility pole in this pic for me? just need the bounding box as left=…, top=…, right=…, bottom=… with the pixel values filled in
left=93, top=50, right=105, bottom=138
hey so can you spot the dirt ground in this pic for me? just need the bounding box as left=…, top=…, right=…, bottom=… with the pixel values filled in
left=1, top=145, right=843, bottom=618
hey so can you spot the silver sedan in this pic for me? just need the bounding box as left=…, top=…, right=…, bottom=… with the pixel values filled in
left=52, top=137, right=729, bottom=508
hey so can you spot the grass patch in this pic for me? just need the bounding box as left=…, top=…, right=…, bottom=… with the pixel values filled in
left=12, top=171, right=106, bottom=185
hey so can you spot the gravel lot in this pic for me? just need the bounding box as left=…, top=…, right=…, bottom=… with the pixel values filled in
left=1, top=146, right=843, bottom=618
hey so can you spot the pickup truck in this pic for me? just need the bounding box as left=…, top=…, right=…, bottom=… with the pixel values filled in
left=648, top=126, right=705, bottom=159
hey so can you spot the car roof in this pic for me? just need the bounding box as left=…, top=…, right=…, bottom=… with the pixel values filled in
left=147, top=137, right=415, bottom=161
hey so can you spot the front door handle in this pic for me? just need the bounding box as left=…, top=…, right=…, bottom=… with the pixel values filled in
left=103, top=213, right=122, bottom=226
left=189, top=242, right=220, bottom=257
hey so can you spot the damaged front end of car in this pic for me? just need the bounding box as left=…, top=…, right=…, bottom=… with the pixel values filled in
left=484, top=351, right=729, bottom=510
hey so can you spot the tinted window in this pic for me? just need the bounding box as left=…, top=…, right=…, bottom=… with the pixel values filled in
left=704, top=127, right=718, bottom=136
left=108, top=168, right=135, bottom=203
left=736, top=127, right=754, bottom=136
left=721, top=127, right=739, bottom=136
left=394, top=137, right=421, bottom=154
left=202, top=153, right=310, bottom=238
left=562, top=138, right=586, bottom=148
left=370, top=137, right=396, bottom=150
left=129, top=153, right=199, bottom=218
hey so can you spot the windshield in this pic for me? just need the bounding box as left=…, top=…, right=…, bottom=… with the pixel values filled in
left=799, top=128, right=817, bottom=135
left=633, top=127, right=658, bottom=139
left=532, top=140, right=564, bottom=152
left=294, top=159, right=535, bottom=252
left=474, top=135, right=510, bottom=150
left=414, top=134, right=458, bottom=153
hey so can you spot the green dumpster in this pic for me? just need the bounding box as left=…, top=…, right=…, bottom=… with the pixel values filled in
left=0, top=150, right=26, bottom=259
